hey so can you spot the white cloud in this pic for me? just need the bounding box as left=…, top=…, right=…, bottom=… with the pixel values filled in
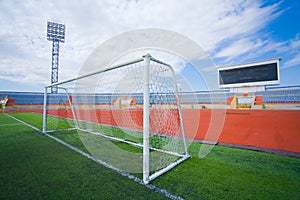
left=215, top=37, right=265, bottom=58
left=283, top=52, right=300, bottom=69
left=0, top=0, right=284, bottom=91
left=214, top=33, right=300, bottom=68
left=278, top=39, right=300, bottom=53
left=280, top=38, right=300, bottom=69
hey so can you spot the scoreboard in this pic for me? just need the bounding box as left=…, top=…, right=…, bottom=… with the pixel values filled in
left=218, top=58, right=280, bottom=89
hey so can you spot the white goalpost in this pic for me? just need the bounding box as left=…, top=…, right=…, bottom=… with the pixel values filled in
left=42, top=54, right=190, bottom=184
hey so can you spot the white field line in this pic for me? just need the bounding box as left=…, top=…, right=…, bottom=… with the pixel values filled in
left=0, top=123, right=23, bottom=127
left=5, top=114, right=41, bottom=132
left=4, top=113, right=184, bottom=200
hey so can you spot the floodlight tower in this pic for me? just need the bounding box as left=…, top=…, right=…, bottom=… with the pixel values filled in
left=46, top=21, right=65, bottom=93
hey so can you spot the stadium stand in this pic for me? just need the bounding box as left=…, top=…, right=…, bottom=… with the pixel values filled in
left=256, top=86, right=300, bottom=104
left=254, top=96, right=263, bottom=105
left=1, top=86, right=299, bottom=108
left=0, top=91, right=44, bottom=105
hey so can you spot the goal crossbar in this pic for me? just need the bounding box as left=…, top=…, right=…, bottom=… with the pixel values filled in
left=45, top=57, right=144, bottom=88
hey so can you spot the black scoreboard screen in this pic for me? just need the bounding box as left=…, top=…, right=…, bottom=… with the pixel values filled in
left=218, top=59, right=280, bottom=88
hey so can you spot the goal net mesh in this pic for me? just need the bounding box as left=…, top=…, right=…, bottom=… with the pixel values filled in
left=43, top=55, right=189, bottom=183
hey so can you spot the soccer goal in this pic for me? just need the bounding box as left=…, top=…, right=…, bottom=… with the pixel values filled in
left=42, top=54, right=190, bottom=184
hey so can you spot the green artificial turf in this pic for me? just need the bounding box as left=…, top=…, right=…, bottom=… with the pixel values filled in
left=2, top=112, right=300, bottom=199
left=154, top=143, right=300, bottom=199
left=0, top=113, right=166, bottom=200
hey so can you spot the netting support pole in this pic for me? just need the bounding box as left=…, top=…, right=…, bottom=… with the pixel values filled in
left=42, top=87, right=48, bottom=133
left=143, top=54, right=151, bottom=184
left=60, top=87, right=79, bottom=129
left=149, top=56, right=190, bottom=157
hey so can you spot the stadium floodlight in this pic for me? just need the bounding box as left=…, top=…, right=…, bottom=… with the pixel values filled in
left=47, top=21, right=65, bottom=93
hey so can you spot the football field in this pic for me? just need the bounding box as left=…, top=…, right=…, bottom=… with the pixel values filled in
left=1, top=112, right=299, bottom=199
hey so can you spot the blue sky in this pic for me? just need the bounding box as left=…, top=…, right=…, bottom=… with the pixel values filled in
left=0, top=0, right=299, bottom=92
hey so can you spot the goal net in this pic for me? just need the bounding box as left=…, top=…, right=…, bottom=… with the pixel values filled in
left=42, top=54, right=189, bottom=184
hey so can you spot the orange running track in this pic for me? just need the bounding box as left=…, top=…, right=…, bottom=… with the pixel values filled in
left=183, top=109, right=300, bottom=154
left=33, top=108, right=300, bottom=154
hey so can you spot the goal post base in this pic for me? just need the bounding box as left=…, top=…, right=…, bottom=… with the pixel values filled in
left=146, top=154, right=190, bottom=184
